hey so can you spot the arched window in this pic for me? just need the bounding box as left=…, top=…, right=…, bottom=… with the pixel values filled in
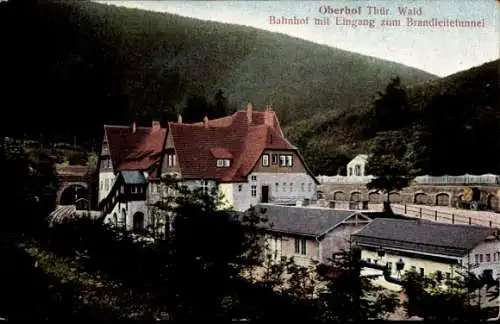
left=133, top=212, right=145, bottom=233
left=354, top=165, right=361, bottom=176
left=121, top=208, right=127, bottom=227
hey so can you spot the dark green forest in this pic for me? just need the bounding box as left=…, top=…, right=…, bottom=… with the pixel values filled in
left=0, top=1, right=433, bottom=141
left=285, top=60, right=500, bottom=176
left=0, top=0, right=498, bottom=176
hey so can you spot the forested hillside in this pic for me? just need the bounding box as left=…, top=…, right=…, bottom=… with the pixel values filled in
left=285, top=60, right=500, bottom=176
left=0, top=0, right=435, bottom=146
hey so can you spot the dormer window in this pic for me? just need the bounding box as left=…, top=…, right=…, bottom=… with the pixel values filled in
left=262, top=154, right=269, bottom=167
left=271, top=154, right=278, bottom=165
left=279, top=154, right=293, bottom=167
left=217, top=159, right=231, bottom=167
left=167, top=153, right=177, bottom=167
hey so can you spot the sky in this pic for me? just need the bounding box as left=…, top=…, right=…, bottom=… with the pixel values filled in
left=96, top=0, right=499, bottom=77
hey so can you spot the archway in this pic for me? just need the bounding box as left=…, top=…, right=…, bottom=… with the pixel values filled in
left=350, top=192, right=362, bottom=202
left=333, top=191, right=346, bottom=201
left=368, top=192, right=382, bottom=203
left=133, top=212, right=145, bottom=232
left=59, top=184, right=89, bottom=207
left=436, top=193, right=450, bottom=206
left=74, top=198, right=89, bottom=210
left=488, top=195, right=499, bottom=211
left=389, top=192, right=401, bottom=203
left=414, top=193, right=431, bottom=205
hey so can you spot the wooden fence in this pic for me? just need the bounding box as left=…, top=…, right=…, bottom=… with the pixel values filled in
left=391, top=204, right=500, bottom=228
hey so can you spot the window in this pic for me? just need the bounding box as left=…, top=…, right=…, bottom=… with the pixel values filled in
left=289, top=183, right=293, bottom=192
left=294, top=238, right=306, bottom=255
left=367, top=258, right=371, bottom=263
left=279, top=155, right=287, bottom=166
left=286, top=155, right=293, bottom=167
left=262, top=154, right=269, bottom=167
left=271, top=154, right=278, bottom=165
left=201, top=180, right=209, bottom=194
left=167, top=154, right=176, bottom=167
left=354, top=164, right=361, bottom=176
left=120, top=186, right=124, bottom=194
left=251, top=175, right=257, bottom=181
left=480, top=254, right=484, bottom=262
left=282, top=183, right=286, bottom=192
left=308, top=183, right=312, bottom=192
left=216, top=159, right=231, bottom=167
left=420, top=268, right=424, bottom=277
left=486, top=254, right=491, bottom=262
left=495, top=253, right=497, bottom=262
left=251, top=185, right=257, bottom=197
left=411, top=266, right=416, bottom=272
left=301, top=183, right=305, bottom=192
left=275, top=183, right=279, bottom=192
left=238, top=184, right=243, bottom=192
left=131, top=186, right=138, bottom=194
left=387, top=262, right=392, bottom=271
left=105, top=179, right=109, bottom=191
left=475, top=254, right=480, bottom=264
left=374, top=259, right=378, bottom=264
left=349, top=167, right=353, bottom=176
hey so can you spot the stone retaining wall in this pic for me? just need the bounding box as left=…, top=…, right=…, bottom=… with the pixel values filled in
left=319, top=184, right=500, bottom=212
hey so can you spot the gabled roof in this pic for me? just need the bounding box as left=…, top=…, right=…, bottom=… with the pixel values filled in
left=167, top=108, right=314, bottom=182
left=102, top=106, right=318, bottom=184
left=103, top=125, right=166, bottom=178
left=352, top=218, right=496, bottom=257
left=252, top=204, right=371, bottom=238
left=120, top=170, right=147, bottom=185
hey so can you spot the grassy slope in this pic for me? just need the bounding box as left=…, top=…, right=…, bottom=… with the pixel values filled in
left=0, top=0, right=436, bottom=141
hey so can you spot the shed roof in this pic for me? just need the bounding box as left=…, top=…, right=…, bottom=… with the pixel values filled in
left=253, top=204, right=367, bottom=238
left=121, top=170, right=147, bottom=185
left=352, top=218, right=496, bottom=257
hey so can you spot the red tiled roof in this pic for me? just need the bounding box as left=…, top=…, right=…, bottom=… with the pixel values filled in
left=103, top=107, right=317, bottom=183
left=210, top=148, right=234, bottom=159
left=103, top=125, right=166, bottom=179
left=168, top=109, right=295, bottom=182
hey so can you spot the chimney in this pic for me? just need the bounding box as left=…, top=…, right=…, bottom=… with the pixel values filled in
left=264, top=104, right=274, bottom=128
left=203, top=116, right=209, bottom=128
left=152, top=120, right=161, bottom=131
left=246, top=103, right=253, bottom=124
left=177, top=114, right=183, bottom=124
left=131, top=121, right=137, bottom=133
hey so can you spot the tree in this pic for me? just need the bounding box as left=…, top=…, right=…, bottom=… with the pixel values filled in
left=212, top=89, right=230, bottom=118
left=401, top=269, right=491, bottom=321
left=317, top=248, right=397, bottom=321
left=372, top=76, right=410, bottom=132
left=183, top=94, right=211, bottom=123
left=365, top=130, right=415, bottom=211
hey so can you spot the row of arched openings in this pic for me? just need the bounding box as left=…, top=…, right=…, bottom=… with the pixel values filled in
left=331, top=190, right=499, bottom=210
left=112, top=210, right=145, bottom=232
